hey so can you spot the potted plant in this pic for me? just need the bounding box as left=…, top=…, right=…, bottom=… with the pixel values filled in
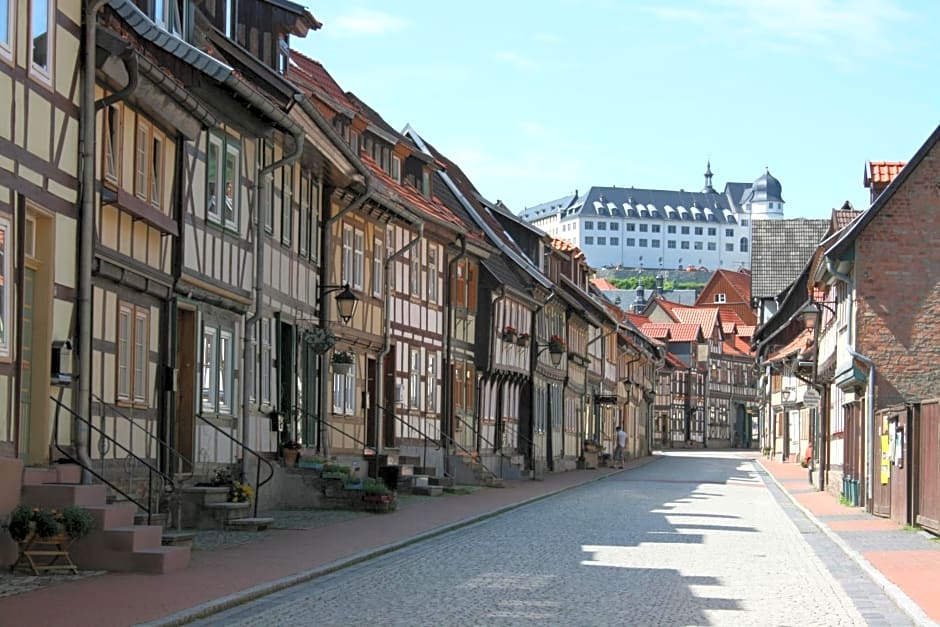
left=4, top=504, right=95, bottom=574
left=282, top=440, right=302, bottom=467
left=362, top=478, right=397, bottom=512
left=331, top=350, right=355, bottom=375
left=548, top=334, right=567, bottom=355
left=502, top=325, right=517, bottom=343
left=228, top=481, right=254, bottom=503
left=321, top=463, right=350, bottom=480
left=301, top=326, right=336, bottom=355
left=516, top=332, right=530, bottom=347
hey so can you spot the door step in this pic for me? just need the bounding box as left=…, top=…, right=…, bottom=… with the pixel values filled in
left=224, top=517, right=274, bottom=532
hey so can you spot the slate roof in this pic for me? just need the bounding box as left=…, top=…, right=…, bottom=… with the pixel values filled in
left=864, top=161, right=905, bottom=187
left=519, top=192, right=580, bottom=221
left=750, top=218, right=830, bottom=299
left=536, top=185, right=742, bottom=224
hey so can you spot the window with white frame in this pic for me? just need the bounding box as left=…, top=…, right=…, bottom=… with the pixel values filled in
left=410, top=248, right=420, bottom=296
left=103, top=104, right=121, bottom=184
left=0, top=217, right=9, bottom=358
left=259, top=318, right=272, bottom=405
left=426, top=353, right=436, bottom=412
left=353, top=229, right=364, bottom=290
left=714, top=293, right=726, bottom=304
left=332, top=370, right=355, bottom=415
left=263, top=142, right=274, bottom=232
left=151, top=0, right=183, bottom=34
left=201, top=323, right=234, bottom=414
left=372, top=237, right=383, bottom=297
left=117, top=303, right=150, bottom=405
left=281, top=163, right=293, bottom=246
left=391, top=155, right=401, bottom=183
left=427, top=248, right=437, bottom=303
left=342, top=224, right=353, bottom=286
left=409, top=349, right=420, bottom=408
left=0, top=0, right=12, bottom=57
left=206, top=134, right=239, bottom=228
left=30, top=0, right=52, bottom=80
left=299, top=171, right=309, bottom=257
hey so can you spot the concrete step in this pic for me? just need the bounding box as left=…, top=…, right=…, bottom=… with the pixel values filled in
left=131, top=546, right=191, bottom=574
left=429, top=476, right=455, bottom=487
left=22, top=464, right=82, bottom=486
left=162, top=530, right=196, bottom=547
left=21, top=483, right=107, bottom=508
left=483, top=477, right=505, bottom=488
left=201, top=502, right=251, bottom=529
left=225, top=517, right=274, bottom=531
left=411, top=485, right=443, bottom=497
left=134, top=511, right=169, bottom=527
left=84, top=502, right=137, bottom=530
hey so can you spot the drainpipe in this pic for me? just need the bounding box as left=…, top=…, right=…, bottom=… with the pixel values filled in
left=376, top=223, right=424, bottom=454
left=827, top=258, right=875, bottom=506
left=443, top=236, right=469, bottom=447
left=241, top=125, right=304, bottom=451
left=488, top=287, right=506, bottom=458
left=528, top=291, right=555, bottom=472
left=77, top=0, right=118, bottom=482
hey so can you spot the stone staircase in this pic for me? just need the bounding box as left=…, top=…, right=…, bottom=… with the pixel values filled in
left=176, top=484, right=273, bottom=532
left=20, top=464, right=190, bottom=574
left=448, top=453, right=506, bottom=488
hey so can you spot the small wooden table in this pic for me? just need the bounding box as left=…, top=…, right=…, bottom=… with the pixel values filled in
left=11, top=533, right=78, bottom=575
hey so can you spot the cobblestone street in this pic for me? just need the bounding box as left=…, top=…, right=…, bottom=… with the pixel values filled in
left=187, top=452, right=912, bottom=626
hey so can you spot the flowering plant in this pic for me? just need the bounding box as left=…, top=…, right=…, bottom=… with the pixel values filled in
left=503, top=325, right=517, bottom=335
left=301, top=327, right=336, bottom=354
left=3, top=504, right=95, bottom=541
left=229, top=482, right=254, bottom=503
left=548, top=334, right=567, bottom=353
left=332, top=350, right=355, bottom=364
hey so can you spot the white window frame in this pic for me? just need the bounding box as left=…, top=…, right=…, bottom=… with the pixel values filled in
left=410, top=249, right=420, bottom=296
left=201, top=323, right=235, bottom=415
left=372, top=237, right=383, bottom=298
left=29, top=0, right=53, bottom=83
left=260, top=318, right=272, bottom=405
left=391, top=155, right=401, bottom=183
left=201, top=326, right=217, bottom=412
left=103, top=103, right=121, bottom=184
left=333, top=370, right=356, bottom=415
left=298, top=171, right=309, bottom=257
left=0, top=217, right=9, bottom=357
left=135, top=122, right=149, bottom=201
left=409, top=349, right=420, bottom=408
left=263, top=142, right=274, bottom=232
left=218, top=330, right=233, bottom=413
left=353, top=229, right=364, bottom=291
left=206, top=134, right=224, bottom=223
left=342, top=224, right=354, bottom=286
left=281, top=163, right=293, bottom=247
left=223, top=143, right=239, bottom=229
left=117, top=302, right=149, bottom=405
left=714, top=293, right=727, bottom=304
left=0, top=0, right=13, bottom=60
left=426, top=353, right=436, bottom=412
left=427, top=247, right=437, bottom=303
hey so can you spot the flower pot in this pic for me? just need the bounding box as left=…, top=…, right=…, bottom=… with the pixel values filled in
left=283, top=448, right=299, bottom=467
left=502, top=331, right=517, bottom=343
left=333, top=361, right=353, bottom=375
left=516, top=335, right=529, bottom=347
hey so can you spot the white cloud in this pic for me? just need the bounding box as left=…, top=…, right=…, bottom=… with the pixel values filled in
left=519, top=121, right=547, bottom=138
left=328, top=9, right=409, bottom=38
left=647, top=0, right=910, bottom=69
left=493, top=50, right=537, bottom=71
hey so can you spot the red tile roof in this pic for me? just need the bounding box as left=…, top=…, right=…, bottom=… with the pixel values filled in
left=665, top=352, right=688, bottom=369
left=723, top=336, right=753, bottom=357
left=671, top=307, right=720, bottom=338
left=641, top=322, right=702, bottom=343
left=591, top=277, right=617, bottom=290
left=288, top=50, right=356, bottom=111
left=626, top=313, right=650, bottom=327
left=865, top=161, right=906, bottom=187
left=766, top=328, right=814, bottom=362
left=736, top=325, right=755, bottom=338
left=551, top=238, right=585, bottom=260
left=649, top=297, right=685, bottom=322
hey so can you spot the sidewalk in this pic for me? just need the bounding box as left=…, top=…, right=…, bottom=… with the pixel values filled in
left=0, top=461, right=649, bottom=627
left=759, top=457, right=940, bottom=627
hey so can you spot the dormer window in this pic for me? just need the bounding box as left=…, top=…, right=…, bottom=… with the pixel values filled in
left=714, top=293, right=726, bottom=304
left=151, top=0, right=183, bottom=35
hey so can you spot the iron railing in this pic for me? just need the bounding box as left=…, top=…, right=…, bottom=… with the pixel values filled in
left=51, top=396, right=173, bottom=525
left=194, top=412, right=274, bottom=518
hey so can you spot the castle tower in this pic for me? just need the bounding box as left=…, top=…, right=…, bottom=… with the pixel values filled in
left=748, top=168, right=784, bottom=220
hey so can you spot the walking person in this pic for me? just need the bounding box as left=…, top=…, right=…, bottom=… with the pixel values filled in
left=614, top=425, right=627, bottom=469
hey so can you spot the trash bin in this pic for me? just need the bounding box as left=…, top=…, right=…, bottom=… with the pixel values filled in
left=378, top=465, right=400, bottom=492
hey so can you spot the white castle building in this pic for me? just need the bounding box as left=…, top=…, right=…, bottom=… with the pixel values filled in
left=519, top=165, right=784, bottom=271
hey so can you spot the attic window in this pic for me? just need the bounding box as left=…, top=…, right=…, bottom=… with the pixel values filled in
left=714, top=293, right=726, bottom=304
left=277, top=36, right=290, bottom=74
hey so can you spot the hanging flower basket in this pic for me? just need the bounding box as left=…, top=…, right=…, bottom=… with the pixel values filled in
left=301, top=327, right=336, bottom=355
left=516, top=333, right=530, bottom=347
left=548, top=334, right=567, bottom=354
left=332, top=351, right=355, bottom=374
left=502, top=325, right=517, bottom=343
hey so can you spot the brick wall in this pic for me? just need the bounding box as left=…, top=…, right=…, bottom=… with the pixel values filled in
left=856, top=145, right=940, bottom=407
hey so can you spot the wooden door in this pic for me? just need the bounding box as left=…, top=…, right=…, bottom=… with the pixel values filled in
left=916, top=400, right=940, bottom=533
left=872, top=418, right=891, bottom=517
left=175, top=308, right=196, bottom=472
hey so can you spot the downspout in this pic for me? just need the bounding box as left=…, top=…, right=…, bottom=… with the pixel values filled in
left=242, top=125, right=304, bottom=449
left=443, top=236, right=469, bottom=449
left=77, top=0, right=124, bottom=482
left=489, top=287, right=506, bottom=456
left=528, top=291, right=555, bottom=471
left=377, top=222, right=424, bottom=454
left=827, top=257, right=875, bottom=506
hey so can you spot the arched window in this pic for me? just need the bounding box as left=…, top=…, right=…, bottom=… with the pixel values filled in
left=740, top=237, right=749, bottom=253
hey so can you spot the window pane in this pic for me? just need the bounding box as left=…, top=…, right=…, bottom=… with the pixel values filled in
left=354, top=230, right=364, bottom=289
left=118, top=309, right=131, bottom=398
left=136, top=125, right=148, bottom=199
left=372, top=238, right=383, bottom=297
left=224, top=145, right=239, bottom=226
left=151, top=136, right=163, bottom=208
left=31, top=0, right=49, bottom=71
left=219, top=331, right=233, bottom=413
left=202, top=328, right=217, bottom=411
left=342, top=225, right=353, bottom=285
left=344, top=371, right=356, bottom=415
left=207, top=138, right=220, bottom=219
left=134, top=311, right=147, bottom=401
left=0, top=0, right=9, bottom=46
left=104, top=106, right=119, bottom=181
left=260, top=319, right=271, bottom=403
left=332, top=372, right=344, bottom=413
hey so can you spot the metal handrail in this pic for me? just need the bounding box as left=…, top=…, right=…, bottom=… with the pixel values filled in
left=377, top=402, right=450, bottom=481
left=511, top=425, right=542, bottom=475
left=315, top=414, right=369, bottom=451
left=194, top=412, right=274, bottom=518
left=92, top=393, right=195, bottom=476
left=51, top=396, right=172, bottom=525
left=452, top=412, right=504, bottom=478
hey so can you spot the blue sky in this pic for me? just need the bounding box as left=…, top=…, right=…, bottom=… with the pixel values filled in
left=293, top=1, right=940, bottom=219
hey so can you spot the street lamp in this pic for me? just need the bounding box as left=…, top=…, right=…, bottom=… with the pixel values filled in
left=321, top=283, right=358, bottom=325
left=799, top=300, right=837, bottom=331
left=536, top=342, right=564, bottom=367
